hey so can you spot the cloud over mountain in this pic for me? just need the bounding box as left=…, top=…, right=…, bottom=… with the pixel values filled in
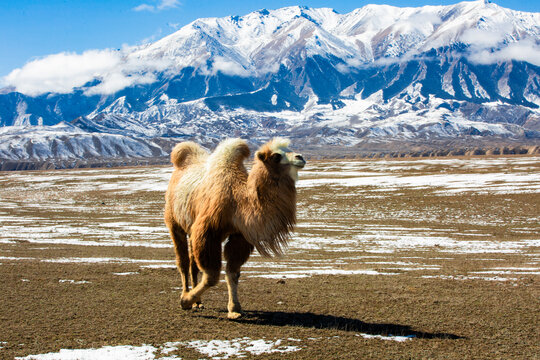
left=2, top=48, right=175, bottom=96
left=468, top=38, right=540, bottom=66
left=133, top=0, right=181, bottom=12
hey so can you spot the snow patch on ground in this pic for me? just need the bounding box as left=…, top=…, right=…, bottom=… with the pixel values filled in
left=422, top=275, right=519, bottom=282
left=15, top=334, right=417, bottom=359
left=15, top=345, right=162, bottom=360
left=471, top=270, right=540, bottom=275
left=362, top=237, right=540, bottom=254
left=356, top=333, right=416, bottom=342
left=251, top=269, right=400, bottom=279
left=297, top=171, right=540, bottom=195
left=58, top=279, right=91, bottom=284
left=179, top=337, right=301, bottom=359
left=112, top=272, right=139, bottom=276
left=43, top=257, right=172, bottom=265
left=15, top=338, right=302, bottom=360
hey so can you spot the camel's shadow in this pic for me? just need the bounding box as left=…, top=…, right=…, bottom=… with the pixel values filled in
left=201, top=310, right=463, bottom=340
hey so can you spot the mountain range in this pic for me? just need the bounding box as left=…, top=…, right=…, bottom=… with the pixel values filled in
left=1, top=0, right=540, bottom=169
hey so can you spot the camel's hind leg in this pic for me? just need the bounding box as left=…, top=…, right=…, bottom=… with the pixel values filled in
left=168, top=224, right=190, bottom=303
left=224, top=234, right=254, bottom=319
left=181, top=226, right=223, bottom=310
left=189, top=252, right=203, bottom=309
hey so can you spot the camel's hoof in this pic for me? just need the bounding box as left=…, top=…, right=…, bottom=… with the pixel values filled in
left=192, top=302, right=204, bottom=310
left=180, top=297, right=192, bottom=310
left=227, top=311, right=243, bottom=320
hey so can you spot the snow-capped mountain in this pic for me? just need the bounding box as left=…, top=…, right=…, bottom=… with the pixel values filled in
left=1, top=0, right=540, bottom=167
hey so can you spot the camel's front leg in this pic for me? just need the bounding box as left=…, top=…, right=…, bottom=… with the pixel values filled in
left=224, top=234, right=254, bottom=319
left=181, top=271, right=220, bottom=310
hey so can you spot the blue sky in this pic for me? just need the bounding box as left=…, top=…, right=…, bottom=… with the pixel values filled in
left=0, top=0, right=538, bottom=78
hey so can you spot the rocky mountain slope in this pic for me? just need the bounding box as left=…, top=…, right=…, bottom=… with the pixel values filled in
left=1, top=0, right=540, bottom=167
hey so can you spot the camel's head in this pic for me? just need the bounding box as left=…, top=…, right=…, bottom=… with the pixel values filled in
left=256, top=138, right=306, bottom=182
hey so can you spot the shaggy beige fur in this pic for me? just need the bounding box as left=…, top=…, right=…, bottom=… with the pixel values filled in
left=164, top=138, right=305, bottom=319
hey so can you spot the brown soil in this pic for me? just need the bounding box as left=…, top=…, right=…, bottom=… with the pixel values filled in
left=1, top=157, right=539, bottom=359
left=1, top=249, right=538, bottom=359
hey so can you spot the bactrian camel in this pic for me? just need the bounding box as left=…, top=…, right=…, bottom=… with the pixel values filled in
left=164, top=137, right=306, bottom=319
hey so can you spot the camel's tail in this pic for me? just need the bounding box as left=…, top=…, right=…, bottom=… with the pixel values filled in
left=170, top=141, right=208, bottom=169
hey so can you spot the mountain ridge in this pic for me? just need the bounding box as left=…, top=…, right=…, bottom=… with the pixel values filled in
left=1, top=0, right=540, bottom=167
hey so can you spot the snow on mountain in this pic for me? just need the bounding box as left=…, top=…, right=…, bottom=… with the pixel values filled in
left=1, top=0, right=540, bottom=166
left=0, top=122, right=166, bottom=159
left=128, top=1, right=539, bottom=74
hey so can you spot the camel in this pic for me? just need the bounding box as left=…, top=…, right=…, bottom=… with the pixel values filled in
left=164, top=137, right=306, bottom=319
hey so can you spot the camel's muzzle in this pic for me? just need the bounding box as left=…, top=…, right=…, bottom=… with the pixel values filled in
left=292, top=154, right=306, bottom=168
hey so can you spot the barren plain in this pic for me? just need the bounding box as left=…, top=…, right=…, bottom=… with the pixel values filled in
left=1, top=156, right=539, bottom=359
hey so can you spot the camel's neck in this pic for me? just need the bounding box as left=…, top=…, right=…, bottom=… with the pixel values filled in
left=236, top=162, right=297, bottom=256
left=245, top=162, right=296, bottom=209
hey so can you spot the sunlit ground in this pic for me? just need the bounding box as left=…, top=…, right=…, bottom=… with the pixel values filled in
left=1, top=156, right=538, bottom=359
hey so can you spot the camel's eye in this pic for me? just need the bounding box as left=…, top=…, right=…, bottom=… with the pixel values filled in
left=271, top=153, right=282, bottom=163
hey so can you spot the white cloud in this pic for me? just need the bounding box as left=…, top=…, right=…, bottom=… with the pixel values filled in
left=140, top=28, right=164, bottom=45
left=459, top=24, right=540, bottom=66
left=157, top=0, right=180, bottom=10
left=133, top=4, right=154, bottom=12
left=197, top=56, right=252, bottom=77
left=460, top=27, right=506, bottom=49
left=468, top=38, right=540, bottom=66
left=167, top=22, right=181, bottom=30
left=392, top=11, right=442, bottom=35
left=2, top=44, right=254, bottom=96
left=3, top=50, right=120, bottom=96
left=84, top=72, right=157, bottom=96
left=133, top=0, right=180, bottom=12
left=336, top=57, right=365, bottom=73
left=211, top=56, right=250, bottom=77
left=3, top=49, right=175, bottom=96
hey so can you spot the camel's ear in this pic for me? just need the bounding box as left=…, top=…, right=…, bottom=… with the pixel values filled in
left=257, top=151, right=267, bottom=162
